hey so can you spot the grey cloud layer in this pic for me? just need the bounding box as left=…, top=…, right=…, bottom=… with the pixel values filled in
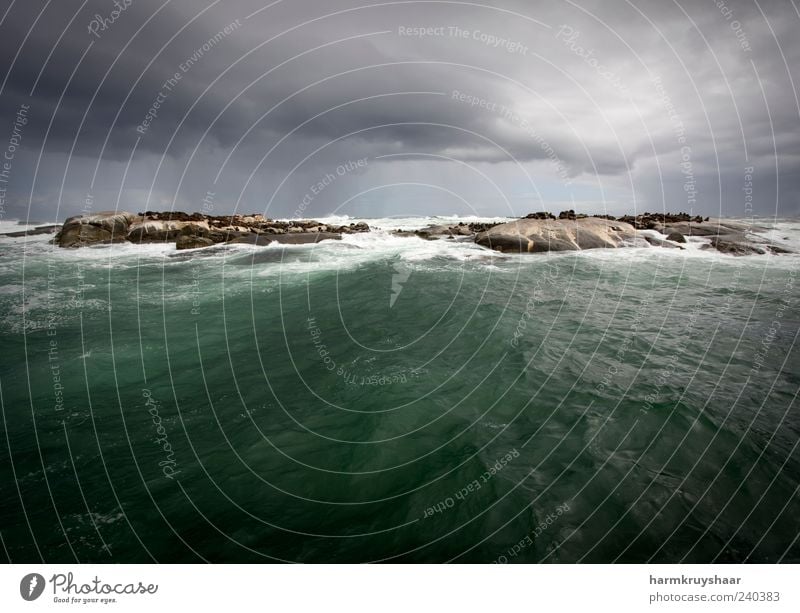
left=0, top=0, right=797, bottom=219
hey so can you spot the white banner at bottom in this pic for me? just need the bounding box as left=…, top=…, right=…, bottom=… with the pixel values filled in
left=1, top=564, right=797, bottom=612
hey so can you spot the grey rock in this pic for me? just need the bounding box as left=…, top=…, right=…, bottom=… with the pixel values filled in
left=55, top=211, right=135, bottom=247
left=642, top=234, right=683, bottom=249
left=475, top=218, right=636, bottom=253
left=176, top=235, right=215, bottom=250
left=705, top=234, right=766, bottom=256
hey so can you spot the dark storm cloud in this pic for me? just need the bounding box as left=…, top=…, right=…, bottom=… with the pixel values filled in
left=0, top=0, right=798, bottom=219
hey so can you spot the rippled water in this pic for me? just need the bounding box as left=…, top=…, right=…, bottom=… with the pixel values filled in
left=0, top=218, right=798, bottom=562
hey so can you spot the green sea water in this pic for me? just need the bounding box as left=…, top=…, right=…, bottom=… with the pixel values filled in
left=1, top=223, right=798, bottom=563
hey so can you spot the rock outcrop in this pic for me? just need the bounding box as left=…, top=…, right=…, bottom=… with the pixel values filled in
left=703, top=235, right=765, bottom=256
left=642, top=234, right=683, bottom=249
left=50, top=209, right=792, bottom=257
left=497, top=212, right=792, bottom=256
left=54, top=211, right=369, bottom=249
left=176, top=235, right=215, bottom=250
left=701, top=233, right=792, bottom=256
left=55, top=212, right=136, bottom=247
left=475, top=218, right=636, bottom=253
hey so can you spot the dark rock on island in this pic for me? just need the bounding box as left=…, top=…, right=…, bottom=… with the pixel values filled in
left=394, top=221, right=504, bottom=240
left=176, top=235, right=215, bottom=250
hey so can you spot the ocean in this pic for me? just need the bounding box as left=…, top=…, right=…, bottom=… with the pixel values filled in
left=0, top=216, right=798, bottom=563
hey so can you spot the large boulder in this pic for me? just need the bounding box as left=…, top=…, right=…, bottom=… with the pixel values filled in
left=642, top=234, right=683, bottom=249
left=414, top=224, right=459, bottom=239
left=176, top=235, right=215, bottom=250
left=55, top=211, right=135, bottom=247
left=475, top=218, right=636, bottom=253
left=178, top=222, right=211, bottom=237
left=703, top=235, right=765, bottom=256
left=700, top=230, right=793, bottom=256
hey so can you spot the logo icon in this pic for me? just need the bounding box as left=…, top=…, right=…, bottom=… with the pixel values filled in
left=20, top=573, right=45, bottom=601
left=389, top=261, right=413, bottom=308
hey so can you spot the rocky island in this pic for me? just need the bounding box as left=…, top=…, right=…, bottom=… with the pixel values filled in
left=399, top=211, right=793, bottom=256
left=24, top=210, right=791, bottom=256
left=50, top=211, right=370, bottom=249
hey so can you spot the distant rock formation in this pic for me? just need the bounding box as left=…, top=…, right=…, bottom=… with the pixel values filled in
left=0, top=224, right=61, bottom=238
left=53, top=211, right=369, bottom=249
left=616, top=211, right=706, bottom=230
left=393, top=221, right=504, bottom=240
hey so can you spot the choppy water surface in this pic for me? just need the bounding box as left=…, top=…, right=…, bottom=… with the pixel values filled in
left=0, top=217, right=798, bottom=562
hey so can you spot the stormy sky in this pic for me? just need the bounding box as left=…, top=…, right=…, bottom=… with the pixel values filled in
left=0, top=0, right=798, bottom=221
